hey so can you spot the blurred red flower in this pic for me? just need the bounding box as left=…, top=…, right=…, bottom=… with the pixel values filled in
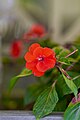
left=23, top=24, right=46, bottom=41
left=24, top=43, right=56, bottom=77
left=10, top=40, right=23, bottom=58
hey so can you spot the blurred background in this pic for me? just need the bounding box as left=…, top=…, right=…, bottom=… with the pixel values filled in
left=0, top=0, right=80, bottom=110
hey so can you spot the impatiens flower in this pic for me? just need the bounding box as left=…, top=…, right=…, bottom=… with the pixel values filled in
left=72, top=93, right=80, bottom=104
left=24, top=43, right=56, bottom=77
left=23, top=24, right=46, bottom=41
left=10, top=40, right=23, bottom=58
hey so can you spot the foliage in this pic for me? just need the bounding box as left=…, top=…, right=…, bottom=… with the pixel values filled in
left=64, top=102, right=80, bottom=120
left=8, top=25, right=80, bottom=119
left=33, top=84, right=58, bottom=119
left=8, top=68, right=32, bottom=93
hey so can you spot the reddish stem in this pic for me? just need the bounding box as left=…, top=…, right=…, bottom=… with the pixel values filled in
left=65, top=49, right=78, bottom=58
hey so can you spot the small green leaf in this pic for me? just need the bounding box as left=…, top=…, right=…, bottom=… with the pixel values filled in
left=62, top=74, right=78, bottom=98
left=53, top=46, right=63, bottom=56
left=8, top=68, right=32, bottom=92
left=33, top=84, right=59, bottom=119
left=64, top=102, right=80, bottom=120
left=54, top=47, right=70, bottom=62
left=59, top=57, right=70, bottom=65
left=56, top=72, right=80, bottom=98
left=68, top=57, right=78, bottom=63
left=59, top=49, right=70, bottom=58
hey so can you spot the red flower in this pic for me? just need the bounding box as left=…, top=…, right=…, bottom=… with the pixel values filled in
left=24, top=43, right=56, bottom=77
left=10, top=40, right=23, bottom=58
left=23, top=24, right=46, bottom=41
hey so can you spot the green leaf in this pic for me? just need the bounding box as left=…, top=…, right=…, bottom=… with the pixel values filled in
left=53, top=47, right=70, bottom=63
left=8, top=68, right=32, bottom=92
left=64, top=102, right=80, bottom=120
left=54, top=96, right=68, bottom=112
left=56, top=72, right=80, bottom=98
left=62, top=74, right=78, bottom=98
left=56, top=75, right=70, bottom=98
left=33, top=84, right=59, bottom=119
left=53, top=46, right=63, bottom=56
left=59, top=57, right=70, bottom=65
left=59, top=49, right=70, bottom=58
left=68, top=57, right=78, bottom=63
left=73, top=75, right=80, bottom=88
left=24, top=84, right=46, bottom=105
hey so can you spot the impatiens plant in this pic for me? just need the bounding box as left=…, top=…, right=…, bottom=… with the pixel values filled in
left=8, top=24, right=80, bottom=120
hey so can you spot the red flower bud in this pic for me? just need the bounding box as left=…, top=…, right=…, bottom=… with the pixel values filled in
left=72, top=93, right=80, bottom=104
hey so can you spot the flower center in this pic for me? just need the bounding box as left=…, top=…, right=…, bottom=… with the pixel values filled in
left=38, top=56, right=44, bottom=61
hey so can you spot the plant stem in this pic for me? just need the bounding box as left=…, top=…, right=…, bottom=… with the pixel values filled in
left=66, top=62, right=76, bottom=71
left=72, top=75, right=80, bottom=80
left=55, top=49, right=78, bottom=79
left=52, top=80, right=57, bottom=88
left=65, top=49, right=78, bottom=58
left=56, top=65, right=72, bottom=80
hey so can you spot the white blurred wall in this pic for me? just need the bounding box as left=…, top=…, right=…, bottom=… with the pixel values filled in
left=50, top=0, right=80, bottom=44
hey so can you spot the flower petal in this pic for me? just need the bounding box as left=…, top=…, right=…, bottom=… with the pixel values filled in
left=29, top=43, right=40, bottom=54
left=32, top=67, right=44, bottom=77
left=47, top=54, right=56, bottom=61
left=26, top=60, right=37, bottom=70
left=44, top=58, right=56, bottom=69
left=43, top=47, right=55, bottom=57
left=36, top=58, right=56, bottom=72
left=24, top=52, right=35, bottom=62
left=33, top=47, right=43, bottom=57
